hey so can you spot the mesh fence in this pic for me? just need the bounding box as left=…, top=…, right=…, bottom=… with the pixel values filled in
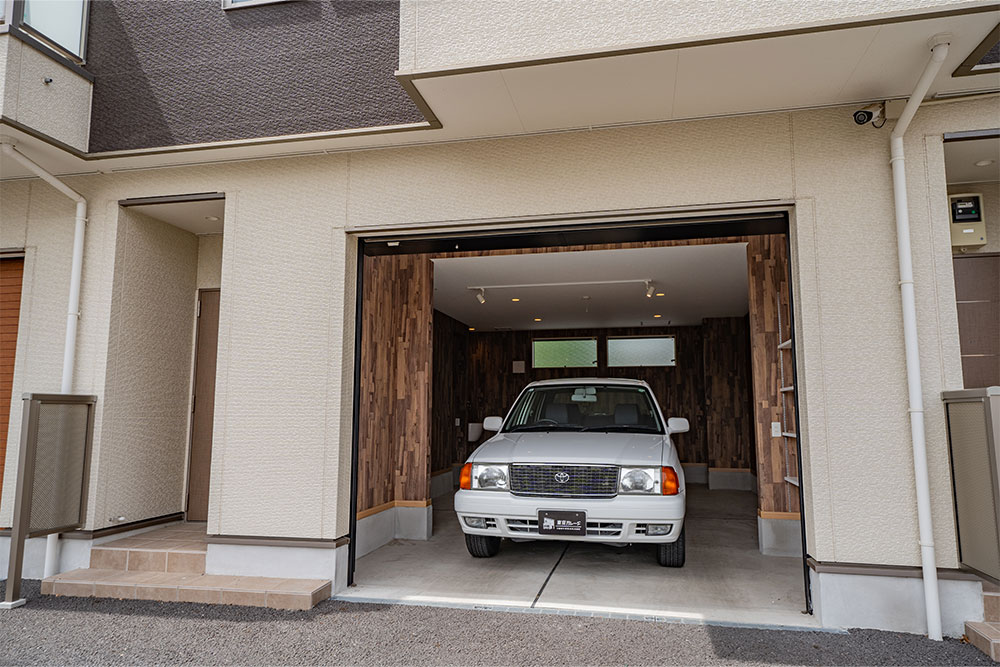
left=27, top=402, right=91, bottom=535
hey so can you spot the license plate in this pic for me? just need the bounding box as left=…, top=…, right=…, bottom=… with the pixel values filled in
left=538, top=510, right=586, bottom=536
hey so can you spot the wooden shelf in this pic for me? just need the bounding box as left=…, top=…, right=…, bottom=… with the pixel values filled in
left=783, top=475, right=800, bottom=486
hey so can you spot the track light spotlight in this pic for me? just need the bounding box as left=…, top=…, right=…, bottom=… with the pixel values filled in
left=475, top=288, right=486, bottom=304
left=645, top=280, right=655, bottom=298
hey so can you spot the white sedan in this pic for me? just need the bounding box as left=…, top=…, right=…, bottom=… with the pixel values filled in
left=454, top=378, right=688, bottom=567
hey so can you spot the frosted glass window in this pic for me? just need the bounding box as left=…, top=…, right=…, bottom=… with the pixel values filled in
left=607, top=336, right=676, bottom=367
left=532, top=338, right=598, bottom=369
left=22, top=0, right=88, bottom=58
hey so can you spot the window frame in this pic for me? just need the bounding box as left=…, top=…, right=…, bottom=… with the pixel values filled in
left=606, top=334, right=677, bottom=368
left=530, top=337, right=599, bottom=369
left=12, top=0, right=90, bottom=63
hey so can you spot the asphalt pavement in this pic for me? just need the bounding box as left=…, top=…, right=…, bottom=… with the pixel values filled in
left=0, top=580, right=991, bottom=666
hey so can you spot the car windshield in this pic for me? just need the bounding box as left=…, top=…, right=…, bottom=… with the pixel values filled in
left=503, top=384, right=664, bottom=434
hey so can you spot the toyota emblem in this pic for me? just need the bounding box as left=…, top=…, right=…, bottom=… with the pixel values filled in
left=554, top=471, right=570, bottom=484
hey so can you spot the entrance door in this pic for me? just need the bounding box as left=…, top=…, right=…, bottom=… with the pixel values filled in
left=0, top=256, right=24, bottom=499
left=954, top=253, right=1000, bottom=388
left=188, top=289, right=220, bottom=522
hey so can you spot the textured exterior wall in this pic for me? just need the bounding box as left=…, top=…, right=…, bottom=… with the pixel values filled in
left=0, top=34, right=92, bottom=151
left=948, top=181, right=1000, bottom=253
left=97, top=209, right=198, bottom=527
left=0, top=98, right=993, bottom=567
left=400, top=0, right=985, bottom=71
left=85, top=0, right=422, bottom=152
left=197, top=235, right=223, bottom=290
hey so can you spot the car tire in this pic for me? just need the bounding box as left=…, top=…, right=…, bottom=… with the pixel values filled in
left=656, top=528, right=685, bottom=567
left=465, top=534, right=501, bottom=558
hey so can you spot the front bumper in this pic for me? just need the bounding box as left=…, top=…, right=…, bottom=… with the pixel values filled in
left=454, top=489, right=686, bottom=543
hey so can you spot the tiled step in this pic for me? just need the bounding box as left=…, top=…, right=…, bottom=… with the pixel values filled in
left=966, top=621, right=1000, bottom=661
left=90, top=522, right=208, bottom=574
left=42, top=568, right=331, bottom=611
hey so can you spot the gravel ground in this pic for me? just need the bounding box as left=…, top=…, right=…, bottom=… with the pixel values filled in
left=0, top=580, right=991, bottom=666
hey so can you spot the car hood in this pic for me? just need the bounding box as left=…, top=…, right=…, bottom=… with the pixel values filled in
left=471, top=431, right=667, bottom=466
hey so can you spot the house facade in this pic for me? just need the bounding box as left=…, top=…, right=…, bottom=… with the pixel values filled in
left=1, top=0, right=999, bottom=643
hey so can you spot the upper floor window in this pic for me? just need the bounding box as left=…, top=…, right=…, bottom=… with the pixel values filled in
left=19, top=0, right=89, bottom=60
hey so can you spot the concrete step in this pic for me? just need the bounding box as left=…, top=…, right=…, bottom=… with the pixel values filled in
left=966, top=621, right=1000, bottom=661
left=42, top=568, right=331, bottom=610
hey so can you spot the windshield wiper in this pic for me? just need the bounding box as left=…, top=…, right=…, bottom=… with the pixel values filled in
left=507, top=424, right=584, bottom=432
left=580, top=425, right=661, bottom=433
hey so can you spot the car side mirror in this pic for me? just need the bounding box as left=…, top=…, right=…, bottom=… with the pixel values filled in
left=667, top=417, right=689, bottom=434
left=483, top=416, right=504, bottom=432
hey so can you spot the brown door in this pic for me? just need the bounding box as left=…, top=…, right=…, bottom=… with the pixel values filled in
left=188, top=290, right=220, bottom=522
left=954, top=253, right=1000, bottom=388
left=0, top=257, right=24, bottom=500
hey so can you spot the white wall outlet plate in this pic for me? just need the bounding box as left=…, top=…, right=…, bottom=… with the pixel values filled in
left=771, top=422, right=782, bottom=438
left=512, top=360, right=526, bottom=374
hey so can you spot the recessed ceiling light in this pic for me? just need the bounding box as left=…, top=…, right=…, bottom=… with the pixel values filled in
left=533, top=318, right=542, bottom=322
left=655, top=293, right=665, bottom=297
left=468, top=327, right=475, bottom=331
left=511, top=298, right=520, bottom=302
left=205, top=215, right=220, bottom=221
left=653, top=314, right=662, bottom=318
left=975, top=159, right=995, bottom=167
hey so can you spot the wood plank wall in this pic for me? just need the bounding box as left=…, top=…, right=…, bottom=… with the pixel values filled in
left=746, top=235, right=799, bottom=514
left=431, top=310, right=469, bottom=473
left=359, top=233, right=797, bottom=515
left=703, top=317, right=755, bottom=470
left=357, top=253, right=433, bottom=513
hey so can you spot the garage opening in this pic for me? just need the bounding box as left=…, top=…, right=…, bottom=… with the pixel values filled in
left=346, top=215, right=811, bottom=628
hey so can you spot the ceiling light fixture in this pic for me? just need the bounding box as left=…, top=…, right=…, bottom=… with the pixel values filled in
left=468, top=327, right=475, bottom=331
left=475, top=288, right=486, bottom=304
left=655, top=292, right=665, bottom=297
left=975, top=159, right=996, bottom=167
left=205, top=216, right=220, bottom=221
left=533, top=318, right=542, bottom=322
left=645, top=280, right=655, bottom=298
left=653, top=314, right=662, bottom=318
left=511, top=298, right=520, bottom=302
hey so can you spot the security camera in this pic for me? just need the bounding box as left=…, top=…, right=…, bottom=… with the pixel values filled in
left=853, top=103, right=886, bottom=127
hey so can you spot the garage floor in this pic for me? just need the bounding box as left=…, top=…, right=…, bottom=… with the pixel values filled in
left=340, top=486, right=818, bottom=630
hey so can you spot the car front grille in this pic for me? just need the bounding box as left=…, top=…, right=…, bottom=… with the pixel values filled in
left=509, top=464, right=619, bottom=498
left=505, top=518, right=623, bottom=537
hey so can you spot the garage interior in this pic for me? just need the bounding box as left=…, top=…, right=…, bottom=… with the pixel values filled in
left=344, top=222, right=814, bottom=628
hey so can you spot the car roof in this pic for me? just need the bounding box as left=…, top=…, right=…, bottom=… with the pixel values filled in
left=525, top=377, right=650, bottom=388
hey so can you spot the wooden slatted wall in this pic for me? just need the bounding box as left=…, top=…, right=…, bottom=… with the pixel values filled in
left=357, top=253, right=433, bottom=513
left=0, top=257, right=24, bottom=500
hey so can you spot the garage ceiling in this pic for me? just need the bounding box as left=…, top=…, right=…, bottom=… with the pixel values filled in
left=432, top=243, right=749, bottom=330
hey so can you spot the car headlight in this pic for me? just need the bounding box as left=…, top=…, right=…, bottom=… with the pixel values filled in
left=619, top=467, right=659, bottom=494
left=471, top=464, right=509, bottom=491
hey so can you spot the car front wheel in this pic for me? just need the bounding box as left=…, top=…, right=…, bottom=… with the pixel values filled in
left=656, top=527, right=685, bottom=567
left=465, top=534, right=501, bottom=558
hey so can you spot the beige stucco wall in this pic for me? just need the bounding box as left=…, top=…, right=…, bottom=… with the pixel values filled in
left=399, top=0, right=987, bottom=71
left=197, top=234, right=223, bottom=290
left=1, top=97, right=995, bottom=566
left=96, top=208, right=198, bottom=527
left=948, top=180, right=1000, bottom=253
left=0, top=34, right=92, bottom=152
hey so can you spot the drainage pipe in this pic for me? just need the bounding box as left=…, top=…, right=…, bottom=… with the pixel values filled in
left=887, top=35, right=949, bottom=642
left=0, top=140, right=88, bottom=579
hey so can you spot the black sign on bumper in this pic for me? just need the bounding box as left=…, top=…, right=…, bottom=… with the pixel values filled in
left=538, top=510, right=586, bottom=536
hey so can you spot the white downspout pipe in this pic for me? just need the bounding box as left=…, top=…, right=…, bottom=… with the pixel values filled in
left=888, top=34, right=950, bottom=642
left=0, top=139, right=88, bottom=579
